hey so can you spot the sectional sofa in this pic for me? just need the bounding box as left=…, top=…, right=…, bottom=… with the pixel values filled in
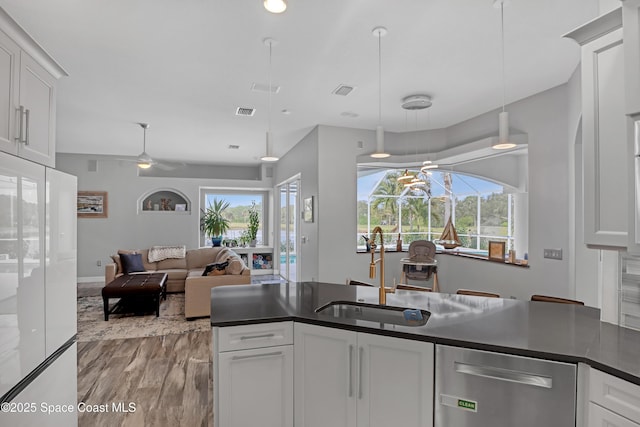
left=105, top=246, right=251, bottom=319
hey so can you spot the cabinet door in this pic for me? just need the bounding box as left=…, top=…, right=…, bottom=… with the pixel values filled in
left=217, top=345, right=293, bottom=427
left=17, top=52, right=56, bottom=167
left=582, top=28, right=628, bottom=247
left=623, top=0, right=640, bottom=116
left=294, top=323, right=357, bottom=427
left=357, top=333, right=434, bottom=427
left=0, top=29, right=18, bottom=154
left=589, top=402, right=640, bottom=427
left=589, top=367, right=640, bottom=423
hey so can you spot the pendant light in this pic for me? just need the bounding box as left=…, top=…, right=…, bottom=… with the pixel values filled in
left=370, top=26, right=390, bottom=159
left=264, top=0, right=286, bottom=13
left=492, top=0, right=516, bottom=150
left=261, top=38, right=280, bottom=162
left=137, top=123, right=153, bottom=169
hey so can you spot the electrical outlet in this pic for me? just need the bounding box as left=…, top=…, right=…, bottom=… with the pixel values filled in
left=96, top=260, right=101, bottom=267
left=543, top=249, right=563, bottom=260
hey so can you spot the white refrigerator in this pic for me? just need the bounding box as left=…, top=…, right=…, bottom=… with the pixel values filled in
left=0, top=152, right=77, bottom=426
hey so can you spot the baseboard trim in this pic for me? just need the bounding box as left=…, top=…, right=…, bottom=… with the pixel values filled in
left=78, top=276, right=104, bottom=283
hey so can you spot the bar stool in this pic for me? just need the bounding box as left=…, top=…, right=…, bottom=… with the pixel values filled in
left=530, top=295, right=584, bottom=305
left=456, top=289, right=500, bottom=298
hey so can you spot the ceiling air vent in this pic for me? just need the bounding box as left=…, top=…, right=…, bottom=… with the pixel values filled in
left=251, top=83, right=281, bottom=93
left=333, top=84, right=355, bottom=96
left=235, top=107, right=255, bottom=116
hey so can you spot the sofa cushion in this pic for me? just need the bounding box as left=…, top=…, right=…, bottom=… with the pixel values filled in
left=186, top=248, right=224, bottom=269
left=156, top=257, right=187, bottom=270
left=202, top=261, right=229, bottom=276
left=226, top=258, right=245, bottom=275
left=120, top=253, right=146, bottom=274
left=155, top=268, right=188, bottom=281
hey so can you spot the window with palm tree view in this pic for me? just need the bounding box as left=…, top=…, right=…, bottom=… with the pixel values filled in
left=357, top=167, right=517, bottom=255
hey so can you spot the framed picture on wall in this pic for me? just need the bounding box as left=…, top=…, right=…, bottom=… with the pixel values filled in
left=77, top=191, right=108, bottom=218
left=303, top=196, right=314, bottom=223
left=488, top=241, right=506, bottom=262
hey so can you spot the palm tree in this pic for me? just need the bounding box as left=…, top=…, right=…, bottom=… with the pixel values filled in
left=370, top=171, right=403, bottom=226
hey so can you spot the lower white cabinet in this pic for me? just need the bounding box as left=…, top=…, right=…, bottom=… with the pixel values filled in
left=213, top=322, right=293, bottom=427
left=294, top=323, right=434, bottom=427
left=583, top=366, right=640, bottom=427
left=589, top=402, right=640, bottom=427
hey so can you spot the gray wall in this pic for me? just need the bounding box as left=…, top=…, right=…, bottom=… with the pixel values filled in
left=57, top=154, right=273, bottom=279
left=274, top=127, right=320, bottom=282
left=276, top=82, right=581, bottom=300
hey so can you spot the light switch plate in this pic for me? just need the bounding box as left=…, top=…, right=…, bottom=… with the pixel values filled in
left=543, top=248, right=563, bottom=260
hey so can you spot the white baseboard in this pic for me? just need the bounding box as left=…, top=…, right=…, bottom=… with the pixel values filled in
left=78, top=276, right=104, bottom=283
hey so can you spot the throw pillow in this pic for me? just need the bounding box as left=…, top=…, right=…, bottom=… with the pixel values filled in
left=120, top=253, right=146, bottom=275
left=202, top=261, right=229, bottom=276
left=226, top=258, right=244, bottom=275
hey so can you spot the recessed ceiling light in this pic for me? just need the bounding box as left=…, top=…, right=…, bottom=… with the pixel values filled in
left=281, top=109, right=292, bottom=115
left=251, top=82, right=280, bottom=93
left=228, top=145, right=240, bottom=149
left=340, top=111, right=359, bottom=118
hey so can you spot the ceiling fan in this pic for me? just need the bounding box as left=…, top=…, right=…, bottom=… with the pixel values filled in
left=120, top=123, right=184, bottom=171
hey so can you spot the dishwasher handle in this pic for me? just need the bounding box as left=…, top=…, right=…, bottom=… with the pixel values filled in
left=454, top=361, right=553, bottom=389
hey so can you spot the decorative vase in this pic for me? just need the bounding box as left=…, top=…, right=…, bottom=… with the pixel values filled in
left=211, top=236, right=223, bottom=247
left=249, top=239, right=257, bottom=247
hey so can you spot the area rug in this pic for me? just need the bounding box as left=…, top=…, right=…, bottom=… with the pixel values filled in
left=77, top=294, right=210, bottom=342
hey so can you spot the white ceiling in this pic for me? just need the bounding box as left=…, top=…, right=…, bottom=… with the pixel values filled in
left=0, top=0, right=598, bottom=166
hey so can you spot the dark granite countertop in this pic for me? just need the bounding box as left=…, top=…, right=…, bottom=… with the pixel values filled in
left=210, top=281, right=640, bottom=386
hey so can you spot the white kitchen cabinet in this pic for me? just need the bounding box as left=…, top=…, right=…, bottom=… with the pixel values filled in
left=589, top=403, right=640, bottom=427
left=0, top=28, right=18, bottom=155
left=565, top=9, right=628, bottom=247
left=294, top=323, right=357, bottom=427
left=213, top=321, right=293, bottom=427
left=0, top=8, right=66, bottom=167
left=294, top=323, right=434, bottom=427
left=623, top=0, right=640, bottom=116
left=588, top=366, right=640, bottom=423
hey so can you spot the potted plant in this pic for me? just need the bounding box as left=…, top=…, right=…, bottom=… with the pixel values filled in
left=201, top=198, right=230, bottom=247
left=247, top=201, right=260, bottom=247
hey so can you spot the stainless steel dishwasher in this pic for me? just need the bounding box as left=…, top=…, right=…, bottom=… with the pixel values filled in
left=435, top=344, right=576, bottom=427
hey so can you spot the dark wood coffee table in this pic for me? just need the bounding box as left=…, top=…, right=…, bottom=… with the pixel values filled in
left=102, top=273, right=168, bottom=321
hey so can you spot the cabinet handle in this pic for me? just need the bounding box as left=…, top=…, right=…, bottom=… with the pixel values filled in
left=454, top=362, right=553, bottom=388
left=348, top=344, right=354, bottom=397
left=358, top=346, right=364, bottom=399
left=239, top=333, right=276, bottom=341
left=231, top=351, right=282, bottom=361
left=15, top=106, right=24, bottom=143
left=24, top=108, right=30, bottom=145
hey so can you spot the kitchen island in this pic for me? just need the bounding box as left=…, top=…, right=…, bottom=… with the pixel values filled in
left=210, top=282, right=640, bottom=427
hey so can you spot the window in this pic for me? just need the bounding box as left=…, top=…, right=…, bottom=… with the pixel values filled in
left=200, top=189, right=270, bottom=247
left=357, top=167, right=520, bottom=255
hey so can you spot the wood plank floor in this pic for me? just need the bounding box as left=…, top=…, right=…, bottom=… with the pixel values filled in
left=77, top=331, right=212, bottom=427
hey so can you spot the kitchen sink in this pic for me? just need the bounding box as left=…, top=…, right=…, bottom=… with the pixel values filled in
left=315, top=300, right=430, bottom=327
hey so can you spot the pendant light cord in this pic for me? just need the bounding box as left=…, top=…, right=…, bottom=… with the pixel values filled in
left=378, top=30, right=382, bottom=125
left=501, top=2, right=506, bottom=113
left=268, top=41, right=273, bottom=133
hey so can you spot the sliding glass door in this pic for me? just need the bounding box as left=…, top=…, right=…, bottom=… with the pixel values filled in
left=279, top=179, right=299, bottom=281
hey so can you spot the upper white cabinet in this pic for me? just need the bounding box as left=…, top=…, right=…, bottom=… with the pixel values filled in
left=566, top=8, right=628, bottom=247
left=623, top=0, right=640, bottom=116
left=0, top=8, right=67, bottom=167
left=294, top=323, right=434, bottom=427
left=623, top=1, right=640, bottom=254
